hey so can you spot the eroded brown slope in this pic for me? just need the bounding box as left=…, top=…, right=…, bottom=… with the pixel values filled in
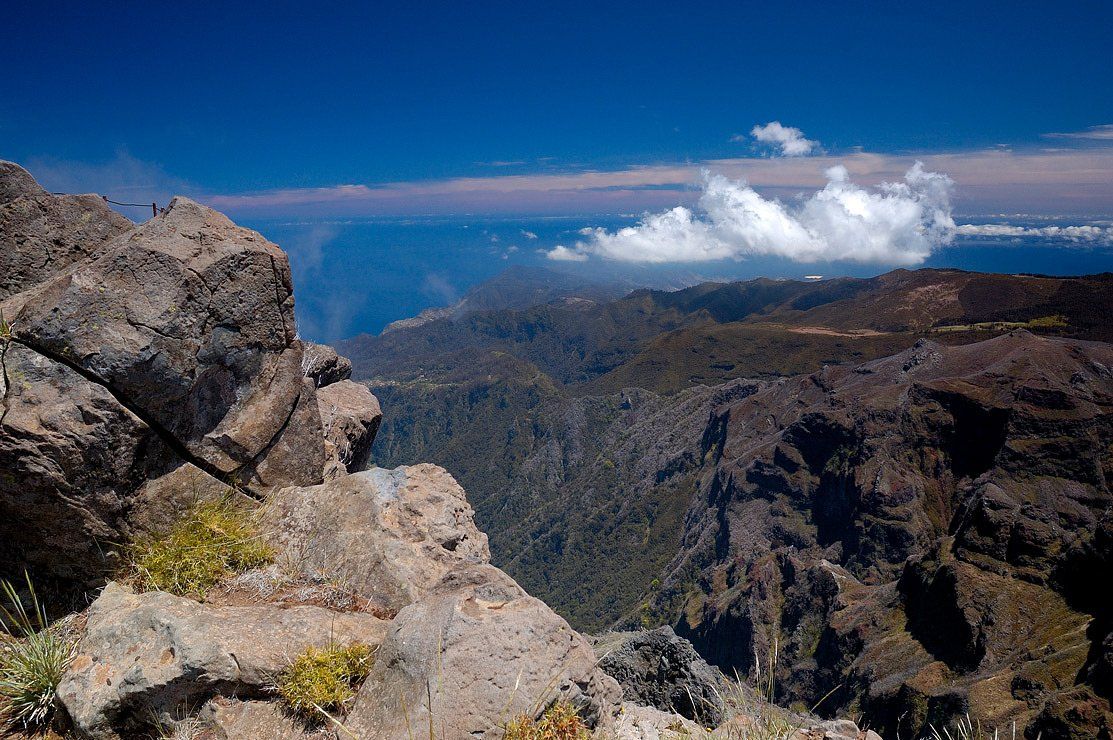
left=654, top=330, right=1113, bottom=738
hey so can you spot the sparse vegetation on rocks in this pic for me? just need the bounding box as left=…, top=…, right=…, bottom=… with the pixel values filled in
left=129, top=496, right=273, bottom=598
left=504, top=701, right=592, bottom=740
left=0, top=575, right=77, bottom=731
left=275, top=641, right=374, bottom=719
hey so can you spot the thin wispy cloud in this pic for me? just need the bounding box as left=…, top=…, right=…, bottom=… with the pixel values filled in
left=1043, top=124, right=1113, bottom=141
left=26, top=136, right=1113, bottom=222
left=546, top=163, right=955, bottom=265
left=201, top=147, right=1113, bottom=217
left=421, top=273, right=460, bottom=305
left=740, top=121, right=820, bottom=157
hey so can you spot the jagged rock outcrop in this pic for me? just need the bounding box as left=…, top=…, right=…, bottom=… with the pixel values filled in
left=594, top=626, right=727, bottom=725
left=264, top=464, right=490, bottom=613
left=0, top=162, right=373, bottom=587
left=8, top=194, right=317, bottom=483
left=57, top=583, right=388, bottom=739
left=653, top=331, right=1113, bottom=738
left=345, top=563, right=622, bottom=739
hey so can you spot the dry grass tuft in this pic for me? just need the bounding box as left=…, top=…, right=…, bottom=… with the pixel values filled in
left=130, top=496, right=273, bottom=598
left=276, top=642, right=374, bottom=720
left=504, top=700, right=592, bottom=740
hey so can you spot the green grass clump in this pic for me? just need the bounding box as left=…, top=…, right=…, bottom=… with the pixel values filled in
left=0, top=575, right=77, bottom=731
left=276, top=642, right=374, bottom=719
left=504, top=701, right=591, bottom=740
left=131, top=497, right=273, bottom=597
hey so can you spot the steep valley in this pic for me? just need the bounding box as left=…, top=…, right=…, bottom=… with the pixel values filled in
left=343, top=267, right=1113, bottom=737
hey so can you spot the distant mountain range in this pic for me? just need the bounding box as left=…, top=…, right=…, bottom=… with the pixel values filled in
left=377, top=264, right=634, bottom=334
left=335, top=266, right=1113, bottom=738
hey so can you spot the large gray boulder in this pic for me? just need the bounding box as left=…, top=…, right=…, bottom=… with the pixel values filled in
left=264, top=464, right=489, bottom=614
left=0, top=161, right=131, bottom=300
left=57, top=582, right=388, bottom=739
left=344, top=564, right=622, bottom=739
left=595, top=626, right=727, bottom=726
left=0, top=165, right=378, bottom=587
left=8, top=196, right=323, bottom=487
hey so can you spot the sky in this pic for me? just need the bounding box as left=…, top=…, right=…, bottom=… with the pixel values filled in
left=4, top=1, right=1113, bottom=341
left=3, top=0, right=1112, bottom=220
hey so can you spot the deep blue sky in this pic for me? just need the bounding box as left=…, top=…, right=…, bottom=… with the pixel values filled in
left=4, top=2, right=1113, bottom=341
left=4, top=0, right=1112, bottom=195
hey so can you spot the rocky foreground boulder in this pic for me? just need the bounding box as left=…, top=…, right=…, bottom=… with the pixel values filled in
left=653, top=331, right=1113, bottom=738
left=0, top=161, right=882, bottom=739
left=0, top=163, right=381, bottom=590
left=58, top=583, right=389, bottom=739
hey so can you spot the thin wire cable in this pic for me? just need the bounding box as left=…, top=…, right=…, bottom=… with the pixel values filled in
left=51, top=193, right=163, bottom=213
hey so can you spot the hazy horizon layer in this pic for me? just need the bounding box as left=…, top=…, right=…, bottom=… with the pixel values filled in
left=244, top=214, right=1113, bottom=344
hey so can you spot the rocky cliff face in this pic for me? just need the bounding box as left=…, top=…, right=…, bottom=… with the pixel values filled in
left=654, top=331, right=1113, bottom=738
left=0, top=161, right=874, bottom=739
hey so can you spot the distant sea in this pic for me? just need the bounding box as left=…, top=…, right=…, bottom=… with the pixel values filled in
left=243, top=215, right=1113, bottom=344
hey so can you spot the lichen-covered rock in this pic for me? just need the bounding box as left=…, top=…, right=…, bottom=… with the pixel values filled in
left=0, top=161, right=131, bottom=300
left=264, top=464, right=489, bottom=613
left=57, top=582, right=387, bottom=739
left=594, top=626, right=726, bottom=726
left=344, top=564, right=622, bottom=739
left=790, top=719, right=883, bottom=740
left=317, top=379, right=381, bottom=479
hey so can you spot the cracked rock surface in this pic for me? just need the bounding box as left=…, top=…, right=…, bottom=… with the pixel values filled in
left=0, top=162, right=380, bottom=587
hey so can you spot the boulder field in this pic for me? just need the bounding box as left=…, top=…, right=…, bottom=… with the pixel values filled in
left=0, top=162, right=876, bottom=739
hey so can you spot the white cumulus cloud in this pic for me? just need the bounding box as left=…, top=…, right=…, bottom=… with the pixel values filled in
left=547, top=163, right=955, bottom=265
left=546, top=245, right=590, bottom=261
left=745, top=121, right=819, bottom=157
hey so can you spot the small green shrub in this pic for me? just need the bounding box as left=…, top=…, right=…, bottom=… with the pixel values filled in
left=276, top=642, right=374, bottom=719
left=0, top=575, right=77, bottom=730
left=131, top=497, right=273, bottom=597
left=504, top=701, right=591, bottom=740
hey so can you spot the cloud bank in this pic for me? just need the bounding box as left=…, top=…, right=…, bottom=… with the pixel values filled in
left=746, top=121, right=819, bottom=157
left=956, top=222, right=1113, bottom=244
left=548, top=162, right=955, bottom=265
